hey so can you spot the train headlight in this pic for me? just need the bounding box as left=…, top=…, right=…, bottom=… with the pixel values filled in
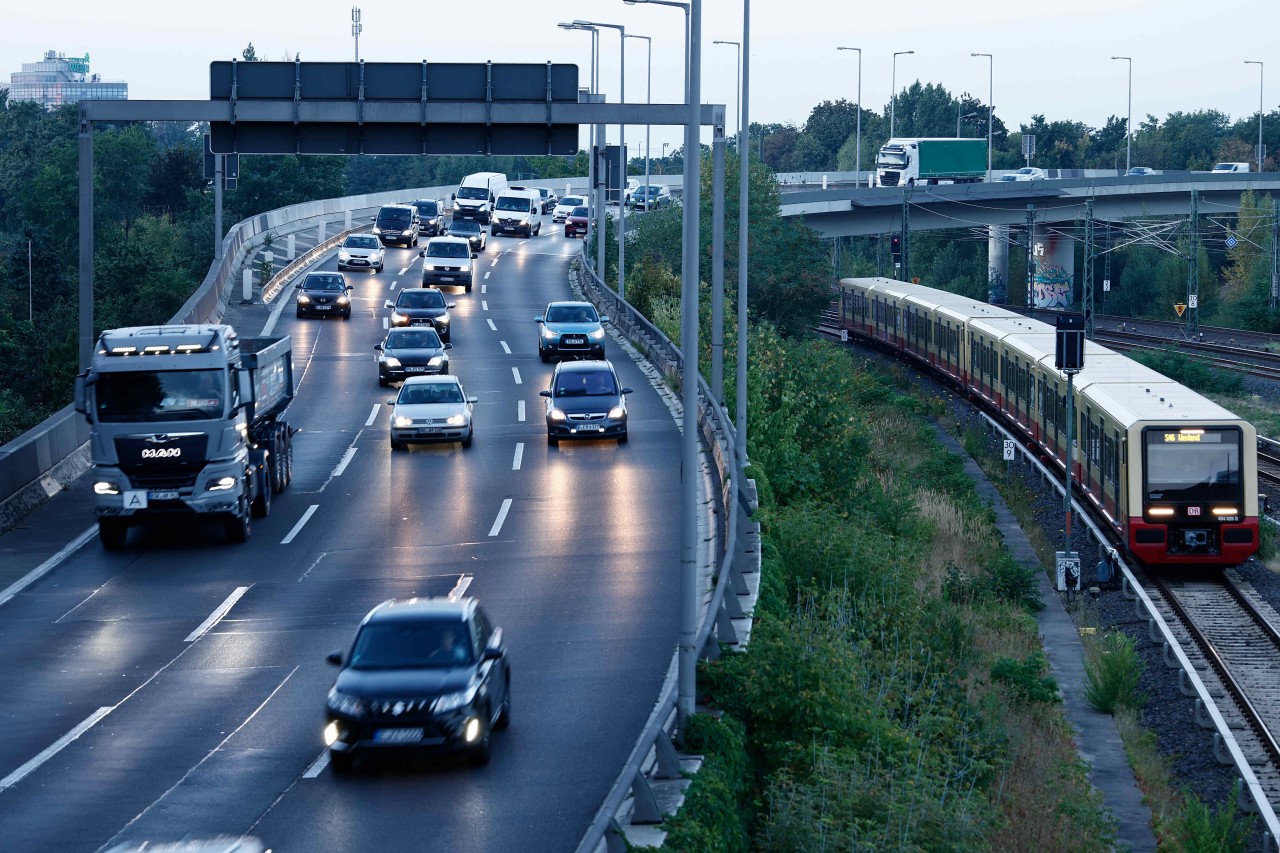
left=1147, top=507, right=1175, bottom=517
left=1211, top=507, right=1239, bottom=516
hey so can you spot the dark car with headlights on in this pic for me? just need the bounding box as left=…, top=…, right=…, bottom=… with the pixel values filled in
left=535, top=300, right=608, bottom=362
left=295, top=272, right=353, bottom=319
left=375, top=327, right=452, bottom=386
left=384, top=288, right=455, bottom=341
left=418, top=236, right=476, bottom=293
left=372, top=204, right=419, bottom=248
left=324, top=596, right=510, bottom=773
left=564, top=205, right=590, bottom=238
left=540, top=359, right=632, bottom=445
left=445, top=218, right=487, bottom=252
left=411, top=198, right=446, bottom=237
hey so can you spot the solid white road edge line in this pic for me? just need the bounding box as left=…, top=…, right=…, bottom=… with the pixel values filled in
left=488, top=499, right=512, bottom=537
left=512, top=443, right=524, bottom=471
left=448, top=574, right=473, bottom=601
left=0, top=706, right=114, bottom=791
left=0, top=524, right=98, bottom=610
left=500, top=341, right=511, bottom=355
left=282, top=505, right=320, bottom=544
left=364, top=403, right=381, bottom=427
left=332, top=447, right=358, bottom=477
left=511, top=367, right=522, bottom=385
left=185, top=586, right=251, bottom=643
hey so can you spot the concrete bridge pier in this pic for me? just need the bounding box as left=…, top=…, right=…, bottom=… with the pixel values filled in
left=1032, top=225, right=1076, bottom=309
left=987, top=225, right=1009, bottom=304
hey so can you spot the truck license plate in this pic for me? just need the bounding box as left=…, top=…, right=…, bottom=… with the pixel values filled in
left=148, top=490, right=179, bottom=500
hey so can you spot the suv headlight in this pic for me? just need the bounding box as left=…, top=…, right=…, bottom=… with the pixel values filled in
left=327, top=688, right=366, bottom=717
left=542, top=327, right=558, bottom=339
left=391, top=312, right=408, bottom=324
left=437, top=315, right=450, bottom=325
left=548, top=407, right=567, bottom=422
left=589, top=328, right=605, bottom=340
left=338, top=250, right=351, bottom=260
left=433, top=684, right=478, bottom=714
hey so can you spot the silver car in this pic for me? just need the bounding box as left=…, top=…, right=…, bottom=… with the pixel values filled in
left=388, top=375, right=476, bottom=449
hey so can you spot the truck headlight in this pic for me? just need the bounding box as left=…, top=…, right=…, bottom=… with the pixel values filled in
left=94, top=481, right=120, bottom=495
left=424, top=264, right=437, bottom=272
left=208, top=476, right=237, bottom=491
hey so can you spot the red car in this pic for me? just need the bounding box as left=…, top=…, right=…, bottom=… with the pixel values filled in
left=564, top=206, right=591, bottom=238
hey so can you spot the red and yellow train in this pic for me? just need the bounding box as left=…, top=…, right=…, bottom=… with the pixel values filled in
left=838, top=277, right=1259, bottom=568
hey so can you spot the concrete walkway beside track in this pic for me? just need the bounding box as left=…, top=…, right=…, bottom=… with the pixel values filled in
left=933, top=427, right=1159, bottom=853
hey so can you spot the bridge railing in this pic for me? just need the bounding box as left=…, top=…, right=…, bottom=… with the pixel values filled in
left=572, top=250, right=760, bottom=852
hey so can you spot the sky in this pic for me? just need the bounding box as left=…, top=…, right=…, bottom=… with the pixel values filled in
left=4, top=0, right=1276, bottom=160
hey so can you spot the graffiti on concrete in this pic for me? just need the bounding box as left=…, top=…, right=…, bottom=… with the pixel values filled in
left=1034, top=263, right=1073, bottom=308
left=987, top=267, right=1008, bottom=305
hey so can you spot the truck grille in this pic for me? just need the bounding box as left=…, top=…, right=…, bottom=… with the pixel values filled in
left=116, top=433, right=208, bottom=488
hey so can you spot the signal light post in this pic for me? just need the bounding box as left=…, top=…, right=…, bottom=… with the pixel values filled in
left=1055, top=313, right=1085, bottom=591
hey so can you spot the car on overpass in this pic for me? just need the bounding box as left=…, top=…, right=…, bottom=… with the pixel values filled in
left=324, top=596, right=508, bottom=771
left=1125, top=166, right=1158, bottom=177
left=995, top=167, right=1046, bottom=182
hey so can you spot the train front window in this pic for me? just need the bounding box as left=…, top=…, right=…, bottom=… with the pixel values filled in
left=1144, top=427, right=1241, bottom=501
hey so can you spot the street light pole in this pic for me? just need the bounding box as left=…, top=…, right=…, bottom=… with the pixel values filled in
left=622, top=0, right=690, bottom=103
left=713, top=40, right=741, bottom=150
left=626, top=34, right=653, bottom=208
left=971, top=53, right=992, bottom=182
left=1246, top=61, right=1264, bottom=171
left=837, top=47, right=862, bottom=182
left=560, top=22, right=602, bottom=276
left=26, top=229, right=33, bottom=324
left=1112, top=56, right=1132, bottom=172
left=576, top=19, right=627, bottom=298
left=891, top=51, right=914, bottom=138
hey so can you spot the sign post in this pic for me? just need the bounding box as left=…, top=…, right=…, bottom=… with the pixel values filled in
left=1055, top=312, right=1085, bottom=592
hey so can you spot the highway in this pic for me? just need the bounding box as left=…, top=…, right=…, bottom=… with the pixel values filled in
left=0, top=224, right=683, bottom=851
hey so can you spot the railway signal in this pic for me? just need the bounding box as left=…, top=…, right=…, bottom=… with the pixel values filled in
left=1056, top=313, right=1085, bottom=592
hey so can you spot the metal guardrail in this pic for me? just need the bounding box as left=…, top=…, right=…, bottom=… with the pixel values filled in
left=573, top=250, right=759, bottom=852
left=980, top=411, right=1280, bottom=850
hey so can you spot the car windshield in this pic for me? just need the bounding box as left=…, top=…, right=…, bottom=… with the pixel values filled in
left=304, top=276, right=346, bottom=291
left=495, top=197, right=531, bottom=212
left=398, top=382, right=465, bottom=405
left=349, top=621, right=473, bottom=669
left=546, top=304, right=598, bottom=324
left=536, top=189, right=550, bottom=198
left=560, top=196, right=583, bottom=207
left=457, top=186, right=489, bottom=200
left=346, top=236, right=379, bottom=249
left=379, top=208, right=411, bottom=223
left=427, top=242, right=469, bottom=259
left=555, top=370, right=617, bottom=397
left=386, top=329, right=441, bottom=349
left=571, top=206, right=590, bottom=217
left=1016, top=168, right=1036, bottom=175
left=450, top=221, right=479, bottom=234
left=95, top=370, right=225, bottom=422
left=399, top=290, right=446, bottom=308
left=414, top=201, right=438, bottom=215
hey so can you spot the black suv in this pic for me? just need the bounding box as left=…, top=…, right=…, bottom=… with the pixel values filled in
left=539, top=359, right=632, bottom=445
left=384, top=288, right=455, bottom=341
left=411, top=198, right=446, bottom=237
left=324, top=597, right=510, bottom=772
left=372, top=204, right=420, bottom=248
left=295, top=271, right=353, bottom=319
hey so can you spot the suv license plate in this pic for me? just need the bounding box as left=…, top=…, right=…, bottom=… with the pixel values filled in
left=374, top=729, right=423, bottom=744
left=148, top=490, right=179, bottom=500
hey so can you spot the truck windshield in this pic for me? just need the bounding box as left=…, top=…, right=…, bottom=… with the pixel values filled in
left=877, top=152, right=908, bottom=167
left=457, top=187, right=489, bottom=200
left=96, top=370, right=225, bottom=422
left=1143, top=427, right=1242, bottom=502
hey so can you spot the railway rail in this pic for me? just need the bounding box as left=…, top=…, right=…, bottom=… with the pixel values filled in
left=820, top=302, right=1280, bottom=846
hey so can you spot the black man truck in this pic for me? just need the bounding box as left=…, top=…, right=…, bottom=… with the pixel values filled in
left=74, top=324, right=294, bottom=549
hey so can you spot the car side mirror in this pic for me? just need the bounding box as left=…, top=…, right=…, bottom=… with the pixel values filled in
left=346, top=285, right=353, bottom=291
left=369, top=216, right=375, bottom=222
left=539, top=390, right=552, bottom=398
left=374, top=344, right=382, bottom=351
left=599, top=315, right=609, bottom=324
left=483, top=647, right=504, bottom=661
left=326, top=651, right=343, bottom=666
left=384, top=299, right=394, bottom=309
left=386, top=400, right=395, bottom=406
left=446, top=302, right=456, bottom=309
left=73, top=373, right=89, bottom=417
left=468, top=396, right=478, bottom=403
left=443, top=342, right=453, bottom=350
left=621, top=387, right=633, bottom=394
left=295, top=283, right=303, bottom=289
left=534, top=317, right=544, bottom=323
left=451, top=193, right=456, bottom=201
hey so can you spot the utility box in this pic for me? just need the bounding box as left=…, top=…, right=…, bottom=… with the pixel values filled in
left=1055, top=313, right=1085, bottom=371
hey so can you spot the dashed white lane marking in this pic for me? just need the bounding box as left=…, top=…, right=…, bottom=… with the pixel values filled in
left=482, top=300, right=489, bottom=311
left=390, top=280, right=398, bottom=290
left=448, top=575, right=473, bottom=601
left=382, top=317, right=389, bottom=329
left=365, top=404, right=380, bottom=427
left=490, top=258, right=498, bottom=267
left=185, top=586, right=251, bottom=643
left=332, top=447, right=357, bottom=477
left=517, top=400, right=526, bottom=422
left=399, top=267, right=408, bottom=275
left=0, top=525, right=97, bottom=610
left=0, top=706, right=114, bottom=791
left=482, top=284, right=488, bottom=294
left=500, top=341, right=511, bottom=355
left=512, top=443, right=524, bottom=471
left=488, top=499, right=513, bottom=537
left=302, top=751, right=329, bottom=779
left=484, top=271, right=491, bottom=280
left=511, top=367, right=522, bottom=385
left=282, top=505, right=320, bottom=545
left=487, top=319, right=498, bottom=331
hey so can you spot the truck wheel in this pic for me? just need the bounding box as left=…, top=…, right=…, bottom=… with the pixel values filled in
left=271, top=427, right=289, bottom=493
left=98, top=518, right=128, bottom=550
left=283, top=433, right=294, bottom=487
left=252, top=469, right=272, bottom=518
left=225, top=501, right=251, bottom=543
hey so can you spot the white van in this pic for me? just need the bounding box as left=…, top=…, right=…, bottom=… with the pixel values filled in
left=490, top=188, right=544, bottom=238
left=453, top=172, right=509, bottom=223
left=1211, top=162, right=1250, bottom=173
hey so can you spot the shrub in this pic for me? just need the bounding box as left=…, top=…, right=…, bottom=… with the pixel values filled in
left=1171, top=782, right=1256, bottom=853
left=990, top=651, right=1061, bottom=705
left=659, top=713, right=753, bottom=853
left=1083, top=630, right=1144, bottom=713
